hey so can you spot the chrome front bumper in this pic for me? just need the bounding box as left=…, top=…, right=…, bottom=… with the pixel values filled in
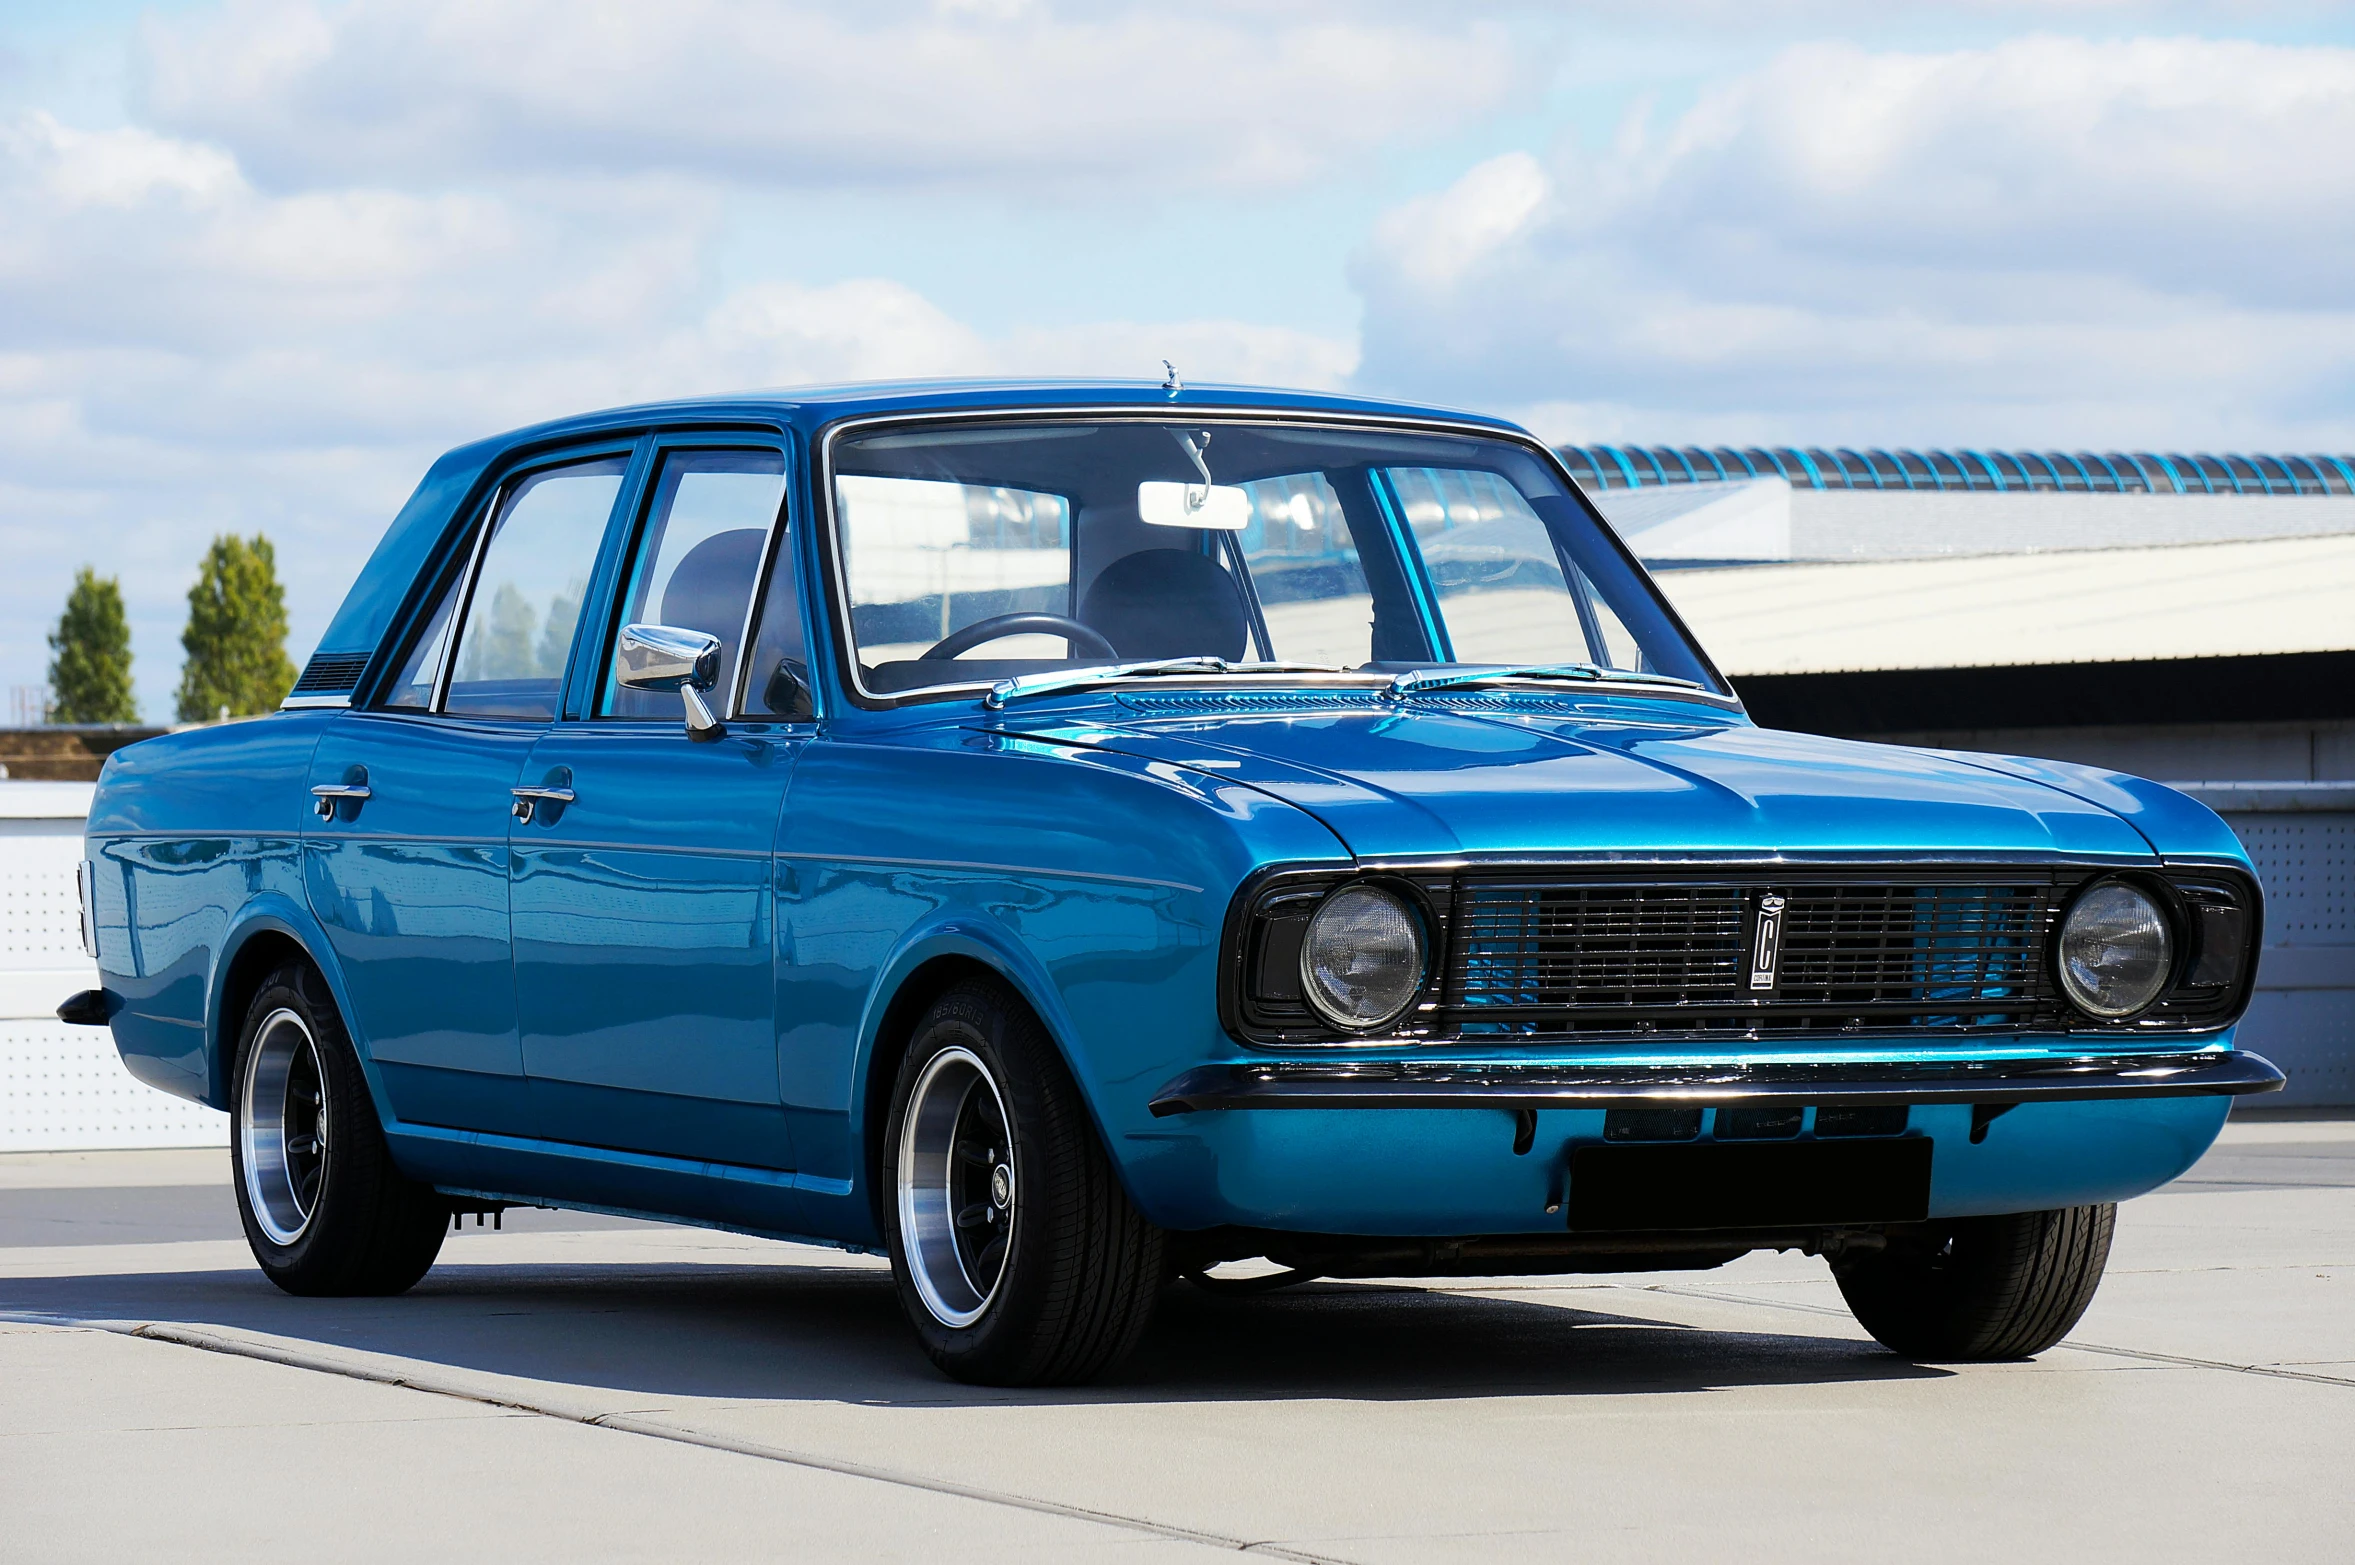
left=1148, top=1050, right=2285, bottom=1116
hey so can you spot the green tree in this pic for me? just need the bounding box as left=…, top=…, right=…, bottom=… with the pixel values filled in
left=458, top=582, right=537, bottom=684
left=46, top=567, right=138, bottom=724
left=537, top=577, right=586, bottom=676
left=175, top=534, right=297, bottom=721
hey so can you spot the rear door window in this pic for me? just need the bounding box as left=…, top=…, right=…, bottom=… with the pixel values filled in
left=442, top=458, right=628, bottom=719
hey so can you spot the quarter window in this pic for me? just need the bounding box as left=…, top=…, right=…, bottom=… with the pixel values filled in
left=444, top=458, right=627, bottom=720
left=381, top=567, right=461, bottom=711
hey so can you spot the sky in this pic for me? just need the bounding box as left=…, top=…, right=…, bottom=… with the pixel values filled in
left=3, top=1, right=2353, bottom=721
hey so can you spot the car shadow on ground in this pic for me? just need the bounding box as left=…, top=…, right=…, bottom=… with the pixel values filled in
left=1, top=1253, right=1947, bottom=1405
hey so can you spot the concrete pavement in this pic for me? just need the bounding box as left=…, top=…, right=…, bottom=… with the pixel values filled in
left=2, top=1116, right=2350, bottom=1562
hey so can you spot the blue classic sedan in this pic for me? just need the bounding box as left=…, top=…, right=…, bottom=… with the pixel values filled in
left=67, top=380, right=2279, bottom=1384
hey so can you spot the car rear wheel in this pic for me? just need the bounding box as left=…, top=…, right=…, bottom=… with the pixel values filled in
left=1834, top=1204, right=2115, bottom=1360
left=883, top=981, right=1164, bottom=1385
left=232, top=961, right=448, bottom=1296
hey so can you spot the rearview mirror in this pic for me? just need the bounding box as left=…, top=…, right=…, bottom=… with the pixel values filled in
left=617, top=622, right=725, bottom=740
left=1138, top=480, right=1250, bottom=530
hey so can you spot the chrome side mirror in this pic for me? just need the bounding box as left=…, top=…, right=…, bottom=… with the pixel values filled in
left=617, top=622, right=725, bottom=740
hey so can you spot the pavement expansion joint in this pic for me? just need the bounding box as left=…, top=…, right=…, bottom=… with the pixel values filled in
left=1638, top=1283, right=2355, bottom=1388
left=6, top=1308, right=1357, bottom=1564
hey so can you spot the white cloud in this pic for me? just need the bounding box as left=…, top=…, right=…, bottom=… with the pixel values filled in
left=1354, top=35, right=2355, bottom=448
left=1373, top=152, right=1547, bottom=290
left=0, top=107, right=1353, bottom=718
left=134, top=0, right=1520, bottom=194
left=1626, top=36, right=2355, bottom=306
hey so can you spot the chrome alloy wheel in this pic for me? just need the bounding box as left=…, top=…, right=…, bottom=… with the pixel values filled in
left=240, top=1006, right=330, bottom=1246
left=898, top=1046, right=1016, bottom=1328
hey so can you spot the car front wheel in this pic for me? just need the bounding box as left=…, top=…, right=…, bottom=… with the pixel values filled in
left=883, top=981, right=1164, bottom=1385
left=231, top=961, right=449, bottom=1295
left=1833, top=1204, right=2116, bottom=1360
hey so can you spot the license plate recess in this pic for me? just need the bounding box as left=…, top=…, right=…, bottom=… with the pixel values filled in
left=1567, top=1138, right=1933, bottom=1231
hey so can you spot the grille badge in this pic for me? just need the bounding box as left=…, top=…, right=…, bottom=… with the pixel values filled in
left=1749, top=892, right=1786, bottom=992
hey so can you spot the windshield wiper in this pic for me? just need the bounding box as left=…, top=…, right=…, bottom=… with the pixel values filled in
left=985, top=658, right=1347, bottom=710
left=1383, top=663, right=1703, bottom=700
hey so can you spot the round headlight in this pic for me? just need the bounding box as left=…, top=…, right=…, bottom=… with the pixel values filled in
left=2058, top=880, right=2174, bottom=1019
left=1300, top=884, right=1427, bottom=1031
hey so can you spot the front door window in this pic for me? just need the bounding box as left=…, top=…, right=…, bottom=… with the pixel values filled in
left=600, top=450, right=788, bottom=718
left=445, top=458, right=627, bottom=719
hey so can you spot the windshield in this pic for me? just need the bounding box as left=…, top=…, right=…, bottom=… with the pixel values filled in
left=828, top=418, right=1720, bottom=699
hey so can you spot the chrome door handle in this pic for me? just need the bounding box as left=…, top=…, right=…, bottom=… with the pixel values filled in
left=311, top=783, right=371, bottom=819
left=510, top=785, right=576, bottom=823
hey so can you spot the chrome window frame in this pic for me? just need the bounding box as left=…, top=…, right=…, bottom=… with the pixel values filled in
left=592, top=441, right=797, bottom=723
left=373, top=449, right=638, bottom=719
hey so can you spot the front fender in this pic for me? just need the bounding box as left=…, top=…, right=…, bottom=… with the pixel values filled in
left=1936, top=750, right=2250, bottom=865
left=843, top=914, right=1106, bottom=1213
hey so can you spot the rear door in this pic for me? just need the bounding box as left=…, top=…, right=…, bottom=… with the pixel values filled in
left=510, top=441, right=811, bottom=1169
left=306, top=452, right=631, bottom=1136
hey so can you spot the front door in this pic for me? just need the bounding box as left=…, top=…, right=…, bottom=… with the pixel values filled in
left=306, top=452, right=631, bottom=1136
left=512, top=445, right=810, bottom=1169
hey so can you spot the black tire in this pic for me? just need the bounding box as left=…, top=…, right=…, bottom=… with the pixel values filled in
left=1834, top=1204, right=2116, bottom=1360
left=230, top=961, right=448, bottom=1296
left=882, top=981, right=1164, bottom=1385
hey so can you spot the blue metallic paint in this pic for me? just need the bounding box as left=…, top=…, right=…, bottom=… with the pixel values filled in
left=86, top=714, right=323, bottom=1104
left=512, top=721, right=806, bottom=1169
left=304, top=710, right=541, bottom=1137
left=1149, top=1095, right=2231, bottom=1235
left=1022, top=699, right=2154, bottom=862
left=87, top=381, right=2264, bottom=1255
left=1929, top=749, right=2248, bottom=863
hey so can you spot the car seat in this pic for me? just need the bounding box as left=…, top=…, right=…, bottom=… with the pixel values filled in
left=1078, top=548, right=1249, bottom=661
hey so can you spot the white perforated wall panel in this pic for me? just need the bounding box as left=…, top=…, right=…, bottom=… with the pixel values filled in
left=0, top=831, right=85, bottom=967
left=2233, top=817, right=2355, bottom=942
left=2225, top=811, right=2355, bottom=1107
left=0, top=1021, right=228, bottom=1151
left=1, top=801, right=227, bottom=1149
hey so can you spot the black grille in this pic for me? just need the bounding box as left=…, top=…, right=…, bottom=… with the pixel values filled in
left=1456, top=885, right=1747, bottom=1007
left=1447, top=876, right=2060, bottom=1034
left=289, top=650, right=371, bottom=697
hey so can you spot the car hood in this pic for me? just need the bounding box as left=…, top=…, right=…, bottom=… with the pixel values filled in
left=1015, top=699, right=2155, bottom=862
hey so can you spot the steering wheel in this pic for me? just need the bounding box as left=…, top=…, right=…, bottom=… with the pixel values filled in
left=923, top=613, right=1117, bottom=661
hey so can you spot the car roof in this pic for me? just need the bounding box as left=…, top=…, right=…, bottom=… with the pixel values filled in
left=308, top=379, right=1534, bottom=681
left=476, top=378, right=1525, bottom=451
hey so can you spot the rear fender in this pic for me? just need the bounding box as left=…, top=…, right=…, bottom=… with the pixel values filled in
left=206, top=898, right=398, bottom=1131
